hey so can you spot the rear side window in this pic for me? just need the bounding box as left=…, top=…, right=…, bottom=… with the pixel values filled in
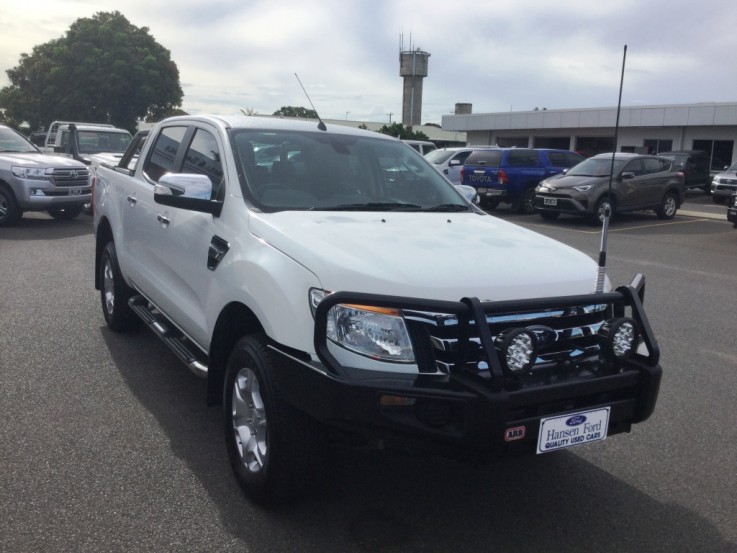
left=465, top=150, right=502, bottom=167
left=506, top=150, right=539, bottom=167
left=547, top=151, right=583, bottom=168
left=144, top=126, right=188, bottom=183
left=642, top=158, right=668, bottom=174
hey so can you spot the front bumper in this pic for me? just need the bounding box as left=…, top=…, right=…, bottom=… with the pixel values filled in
left=534, top=192, right=590, bottom=216
left=12, top=174, right=91, bottom=211
left=271, top=276, right=662, bottom=458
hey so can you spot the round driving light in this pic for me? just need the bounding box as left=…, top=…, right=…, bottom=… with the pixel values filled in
left=495, top=329, right=538, bottom=374
left=599, top=317, right=639, bottom=360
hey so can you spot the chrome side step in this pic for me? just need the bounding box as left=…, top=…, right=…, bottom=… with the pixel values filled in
left=128, top=295, right=208, bottom=378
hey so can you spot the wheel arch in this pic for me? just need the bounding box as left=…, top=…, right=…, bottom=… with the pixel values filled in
left=207, top=302, right=265, bottom=406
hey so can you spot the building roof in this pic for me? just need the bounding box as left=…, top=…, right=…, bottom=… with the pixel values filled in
left=442, top=102, right=737, bottom=132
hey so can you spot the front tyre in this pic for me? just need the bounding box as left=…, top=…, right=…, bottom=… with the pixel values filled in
left=47, top=205, right=83, bottom=220
left=0, top=185, right=22, bottom=227
left=224, top=334, right=318, bottom=506
left=99, top=242, right=140, bottom=332
left=539, top=210, right=560, bottom=221
left=593, top=196, right=615, bottom=225
left=656, top=191, right=678, bottom=219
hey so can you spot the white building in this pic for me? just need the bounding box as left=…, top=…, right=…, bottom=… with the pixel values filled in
left=442, top=102, right=737, bottom=169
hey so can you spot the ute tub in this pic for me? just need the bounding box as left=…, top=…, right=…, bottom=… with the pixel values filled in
left=271, top=275, right=662, bottom=457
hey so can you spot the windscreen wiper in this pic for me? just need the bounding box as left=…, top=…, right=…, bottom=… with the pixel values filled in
left=421, top=204, right=470, bottom=212
left=317, top=202, right=423, bottom=211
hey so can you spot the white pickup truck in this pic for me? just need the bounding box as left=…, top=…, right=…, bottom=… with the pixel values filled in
left=93, top=115, right=662, bottom=506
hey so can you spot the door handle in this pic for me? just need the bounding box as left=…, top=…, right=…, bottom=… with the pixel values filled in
left=157, top=214, right=170, bottom=226
left=126, top=195, right=137, bottom=205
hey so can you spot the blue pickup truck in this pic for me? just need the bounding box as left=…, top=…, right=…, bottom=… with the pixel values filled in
left=461, top=148, right=584, bottom=213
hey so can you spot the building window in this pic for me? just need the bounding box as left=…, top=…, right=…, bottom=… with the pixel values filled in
left=642, top=139, right=672, bottom=154
left=692, top=139, right=734, bottom=171
left=495, top=136, right=528, bottom=148
left=533, top=136, right=570, bottom=150
left=575, top=136, right=614, bottom=158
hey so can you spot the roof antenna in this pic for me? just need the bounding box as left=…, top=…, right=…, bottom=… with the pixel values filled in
left=596, top=44, right=627, bottom=294
left=295, top=73, right=327, bottom=131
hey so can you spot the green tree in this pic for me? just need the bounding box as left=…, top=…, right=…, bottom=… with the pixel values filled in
left=376, top=122, right=430, bottom=141
left=273, top=106, right=318, bottom=119
left=0, top=11, right=183, bottom=133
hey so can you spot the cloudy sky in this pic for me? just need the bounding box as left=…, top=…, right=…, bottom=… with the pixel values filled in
left=1, top=0, right=734, bottom=125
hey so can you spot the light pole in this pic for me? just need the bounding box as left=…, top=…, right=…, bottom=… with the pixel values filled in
left=345, top=112, right=350, bottom=120
left=387, top=113, right=393, bottom=124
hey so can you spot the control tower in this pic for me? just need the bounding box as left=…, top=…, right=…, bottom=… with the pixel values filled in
left=399, top=36, right=430, bottom=128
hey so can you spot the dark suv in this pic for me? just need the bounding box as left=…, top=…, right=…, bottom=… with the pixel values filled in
left=461, top=148, right=583, bottom=213
left=534, top=153, right=685, bottom=223
left=657, top=151, right=711, bottom=193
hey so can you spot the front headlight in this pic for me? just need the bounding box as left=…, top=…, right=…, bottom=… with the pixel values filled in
left=572, top=185, right=592, bottom=192
left=310, top=289, right=415, bottom=363
left=12, top=166, right=51, bottom=180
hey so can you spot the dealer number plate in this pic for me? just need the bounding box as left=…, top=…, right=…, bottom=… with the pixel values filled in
left=543, top=197, right=557, bottom=206
left=536, top=407, right=610, bottom=454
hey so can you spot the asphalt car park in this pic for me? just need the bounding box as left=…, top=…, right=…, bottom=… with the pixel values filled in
left=1, top=203, right=736, bottom=552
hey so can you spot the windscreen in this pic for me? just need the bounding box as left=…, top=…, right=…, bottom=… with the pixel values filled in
left=231, top=129, right=471, bottom=212
left=0, top=127, right=38, bottom=153
left=77, top=131, right=132, bottom=154
left=566, top=157, right=628, bottom=177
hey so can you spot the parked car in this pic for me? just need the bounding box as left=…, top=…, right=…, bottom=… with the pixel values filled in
left=710, top=162, right=737, bottom=204
left=461, top=148, right=584, bottom=213
left=657, top=150, right=711, bottom=193
left=402, top=139, right=437, bottom=155
left=727, top=193, right=737, bottom=228
left=534, top=153, right=685, bottom=223
left=424, top=147, right=480, bottom=184
left=0, top=124, right=91, bottom=226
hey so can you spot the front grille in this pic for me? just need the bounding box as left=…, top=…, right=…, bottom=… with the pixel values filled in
left=51, top=168, right=90, bottom=187
left=314, top=279, right=659, bottom=395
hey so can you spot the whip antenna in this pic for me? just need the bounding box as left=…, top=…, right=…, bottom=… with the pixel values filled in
left=595, top=44, right=627, bottom=293
left=294, top=73, right=327, bottom=131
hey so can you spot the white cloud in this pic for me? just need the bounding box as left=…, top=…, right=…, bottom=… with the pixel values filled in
left=1, top=0, right=735, bottom=125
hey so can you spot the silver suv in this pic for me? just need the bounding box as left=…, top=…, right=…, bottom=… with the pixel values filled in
left=710, top=162, right=737, bottom=204
left=0, top=125, right=91, bottom=226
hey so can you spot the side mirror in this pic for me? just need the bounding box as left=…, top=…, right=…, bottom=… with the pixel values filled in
left=621, top=172, right=636, bottom=180
left=454, top=184, right=480, bottom=204
left=154, top=173, right=222, bottom=215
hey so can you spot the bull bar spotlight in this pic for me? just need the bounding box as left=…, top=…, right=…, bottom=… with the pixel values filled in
left=495, top=328, right=538, bottom=375
left=599, top=317, right=639, bottom=361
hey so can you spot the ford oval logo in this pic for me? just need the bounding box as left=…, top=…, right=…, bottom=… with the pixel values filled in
left=566, top=415, right=587, bottom=426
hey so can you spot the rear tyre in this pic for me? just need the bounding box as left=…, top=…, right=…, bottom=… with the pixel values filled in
left=656, top=192, right=678, bottom=219
left=703, top=183, right=712, bottom=195
left=539, top=211, right=560, bottom=221
left=224, top=334, right=320, bottom=507
left=517, top=186, right=537, bottom=214
left=0, top=185, right=22, bottom=227
left=47, top=205, right=83, bottom=220
left=481, top=198, right=499, bottom=210
left=99, top=242, right=140, bottom=332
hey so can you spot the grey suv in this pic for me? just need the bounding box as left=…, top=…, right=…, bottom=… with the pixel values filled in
left=534, top=153, right=685, bottom=223
left=0, top=125, right=91, bottom=226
